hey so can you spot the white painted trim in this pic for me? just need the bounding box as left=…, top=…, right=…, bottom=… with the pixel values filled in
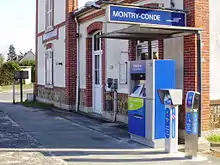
left=92, top=31, right=103, bottom=114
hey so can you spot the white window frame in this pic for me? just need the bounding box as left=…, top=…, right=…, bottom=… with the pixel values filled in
left=45, top=48, right=53, bottom=87
left=45, top=0, right=54, bottom=32
left=93, top=31, right=102, bottom=85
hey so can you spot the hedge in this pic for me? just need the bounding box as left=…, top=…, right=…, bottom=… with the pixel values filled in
left=0, top=60, right=36, bottom=86
left=0, top=61, right=21, bottom=86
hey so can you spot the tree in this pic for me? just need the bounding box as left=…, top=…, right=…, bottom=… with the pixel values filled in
left=0, top=61, right=20, bottom=86
left=7, top=44, right=16, bottom=61
left=0, top=53, right=4, bottom=67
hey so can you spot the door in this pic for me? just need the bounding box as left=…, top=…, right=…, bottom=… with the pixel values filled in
left=93, top=32, right=102, bottom=114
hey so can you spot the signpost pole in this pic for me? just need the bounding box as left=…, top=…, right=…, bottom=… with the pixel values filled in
left=20, top=78, right=23, bottom=103
left=13, top=80, right=15, bottom=104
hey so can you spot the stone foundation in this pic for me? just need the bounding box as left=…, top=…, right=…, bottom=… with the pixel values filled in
left=36, top=85, right=66, bottom=103
left=36, top=96, right=74, bottom=110
left=78, top=90, right=128, bottom=123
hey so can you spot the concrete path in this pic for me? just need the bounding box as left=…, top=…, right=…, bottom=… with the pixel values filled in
left=0, top=102, right=220, bottom=165
left=0, top=89, right=32, bottom=103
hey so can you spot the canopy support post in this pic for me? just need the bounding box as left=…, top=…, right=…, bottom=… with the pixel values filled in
left=197, top=32, right=202, bottom=137
left=148, top=40, right=152, bottom=59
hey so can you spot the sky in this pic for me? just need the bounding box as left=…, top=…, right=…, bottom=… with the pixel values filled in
left=0, top=0, right=35, bottom=58
left=79, top=0, right=90, bottom=8
left=0, top=0, right=89, bottom=59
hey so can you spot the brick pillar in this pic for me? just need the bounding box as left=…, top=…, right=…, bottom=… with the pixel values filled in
left=158, top=40, right=164, bottom=59
left=128, top=40, right=137, bottom=61
left=85, top=38, right=93, bottom=107
left=184, top=0, right=210, bottom=131
left=65, top=0, right=78, bottom=106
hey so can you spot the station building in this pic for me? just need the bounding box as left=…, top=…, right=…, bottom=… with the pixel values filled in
left=35, top=0, right=220, bottom=134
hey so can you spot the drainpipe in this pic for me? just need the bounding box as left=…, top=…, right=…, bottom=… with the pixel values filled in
left=74, top=15, right=80, bottom=112
left=197, top=31, right=202, bottom=137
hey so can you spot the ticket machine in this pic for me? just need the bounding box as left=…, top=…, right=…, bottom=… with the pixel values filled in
left=185, top=91, right=200, bottom=159
left=158, top=89, right=183, bottom=153
left=128, top=60, right=176, bottom=148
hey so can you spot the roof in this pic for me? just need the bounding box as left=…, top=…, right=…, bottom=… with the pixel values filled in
left=73, top=1, right=187, bottom=17
left=98, top=24, right=202, bottom=40
left=74, top=0, right=101, bottom=16
left=19, top=50, right=35, bottom=62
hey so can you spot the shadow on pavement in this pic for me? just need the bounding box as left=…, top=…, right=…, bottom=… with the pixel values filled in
left=64, top=157, right=186, bottom=163
left=0, top=102, right=214, bottom=164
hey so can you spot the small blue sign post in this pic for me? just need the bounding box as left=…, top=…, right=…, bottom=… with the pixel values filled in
left=107, top=5, right=186, bottom=27
left=165, top=108, right=170, bottom=138
left=158, top=89, right=182, bottom=153
left=163, top=94, right=178, bottom=153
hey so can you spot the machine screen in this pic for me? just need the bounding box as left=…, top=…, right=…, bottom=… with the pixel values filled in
left=131, top=84, right=146, bottom=97
left=131, top=85, right=143, bottom=97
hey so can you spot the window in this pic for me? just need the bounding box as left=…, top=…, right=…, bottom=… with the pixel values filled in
left=137, top=41, right=159, bottom=60
left=94, top=32, right=101, bottom=51
left=94, top=54, right=100, bottom=85
left=93, top=32, right=102, bottom=85
left=45, top=0, right=54, bottom=31
left=45, top=49, right=53, bottom=86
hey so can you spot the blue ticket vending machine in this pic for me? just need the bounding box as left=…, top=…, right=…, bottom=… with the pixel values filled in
left=185, top=91, right=200, bottom=135
left=158, top=89, right=183, bottom=153
left=185, top=91, right=200, bottom=158
left=128, top=84, right=146, bottom=137
left=128, top=60, right=176, bottom=148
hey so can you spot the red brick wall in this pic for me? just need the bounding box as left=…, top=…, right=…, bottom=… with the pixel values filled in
left=128, top=40, right=137, bottom=61
left=158, top=40, right=164, bottom=59
left=85, top=38, right=93, bottom=107
left=184, top=0, right=210, bottom=131
left=65, top=0, right=78, bottom=105
left=87, top=22, right=103, bottom=35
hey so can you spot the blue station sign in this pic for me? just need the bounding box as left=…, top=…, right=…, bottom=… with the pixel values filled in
left=107, top=5, right=186, bottom=27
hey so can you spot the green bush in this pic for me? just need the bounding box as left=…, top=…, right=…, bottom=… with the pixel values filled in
left=0, top=61, right=21, bottom=86
left=207, top=134, right=220, bottom=143
left=19, top=60, right=36, bottom=82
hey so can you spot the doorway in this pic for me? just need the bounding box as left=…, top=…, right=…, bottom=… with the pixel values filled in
left=92, top=32, right=102, bottom=114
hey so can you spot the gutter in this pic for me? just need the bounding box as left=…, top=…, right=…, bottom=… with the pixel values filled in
left=73, top=13, right=80, bottom=112
left=197, top=31, right=202, bottom=137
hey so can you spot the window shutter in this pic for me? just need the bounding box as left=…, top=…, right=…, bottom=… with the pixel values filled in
left=45, top=0, right=48, bottom=30
left=52, top=0, right=54, bottom=27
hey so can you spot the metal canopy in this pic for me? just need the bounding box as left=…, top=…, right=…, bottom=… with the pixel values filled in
left=99, top=24, right=202, bottom=40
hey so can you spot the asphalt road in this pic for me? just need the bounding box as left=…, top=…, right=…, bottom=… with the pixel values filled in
left=0, top=91, right=220, bottom=165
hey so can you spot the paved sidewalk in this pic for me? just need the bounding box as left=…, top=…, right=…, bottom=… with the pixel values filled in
left=0, top=102, right=220, bottom=165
